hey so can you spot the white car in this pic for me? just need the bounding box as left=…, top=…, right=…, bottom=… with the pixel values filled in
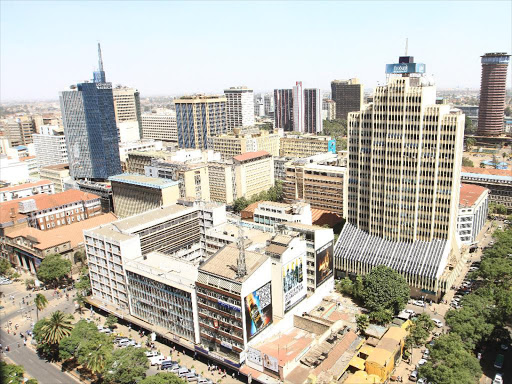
left=405, top=309, right=416, bottom=315
left=432, top=319, right=443, bottom=328
left=150, top=354, right=165, bottom=366
left=412, top=300, right=425, bottom=307
left=145, top=351, right=160, bottom=358
left=417, top=358, right=427, bottom=366
left=493, top=373, right=503, bottom=384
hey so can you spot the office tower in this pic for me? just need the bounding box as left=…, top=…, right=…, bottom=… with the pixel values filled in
left=331, top=78, right=364, bottom=121
left=292, top=81, right=304, bottom=132
left=304, top=88, right=323, bottom=133
left=264, top=94, right=274, bottom=117
left=175, top=95, right=227, bottom=149
left=477, top=53, right=511, bottom=136
left=60, top=44, right=122, bottom=181
left=274, top=89, right=293, bottom=131
left=224, top=86, right=255, bottom=130
left=141, top=112, right=177, bottom=142
left=347, top=56, right=464, bottom=243
left=33, top=128, right=68, bottom=169
left=112, top=86, right=143, bottom=141
left=5, top=117, right=35, bottom=147
left=322, top=99, right=336, bottom=121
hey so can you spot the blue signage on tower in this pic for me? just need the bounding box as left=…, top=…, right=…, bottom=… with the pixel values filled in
left=328, top=140, right=336, bottom=153
left=385, top=62, right=426, bottom=74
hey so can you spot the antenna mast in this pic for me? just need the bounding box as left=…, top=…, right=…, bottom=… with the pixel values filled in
left=405, top=38, right=408, bottom=56
left=236, top=221, right=247, bottom=278
left=98, top=42, right=104, bottom=72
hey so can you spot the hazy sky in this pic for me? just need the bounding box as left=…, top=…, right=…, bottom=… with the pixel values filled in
left=1, top=1, right=511, bottom=101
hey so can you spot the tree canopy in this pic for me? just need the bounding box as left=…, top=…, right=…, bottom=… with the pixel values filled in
left=103, top=347, right=149, bottom=384
left=405, top=313, right=435, bottom=350
left=138, top=373, right=186, bottom=384
left=232, top=181, right=283, bottom=213
left=36, top=254, right=71, bottom=286
left=0, top=257, right=12, bottom=276
left=321, top=119, right=347, bottom=147
left=461, top=157, right=474, bottom=167
left=0, top=361, right=25, bottom=384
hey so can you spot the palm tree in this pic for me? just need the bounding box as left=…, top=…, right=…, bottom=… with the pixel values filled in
left=86, top=345, right=108, bottom=375
left=34, top=293, right=49, bottom=321
left=75, top=293, right=86, bottom=316
left=40, top=311, right=74, bottom=345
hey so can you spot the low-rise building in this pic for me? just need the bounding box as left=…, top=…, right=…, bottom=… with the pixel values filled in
left=141, top=112, right=178, bottom=143
left=251, top=201, right=313, bottom=227
left=208, top=161, right=237, bottom=205
left=234, top=151, right=274, bottom=200
left=365, top=327, right=407, bottom=382
left=207, top=128, right=280, bottom=159
left=110, top=174, right=180, bottom=218
left=39, top=164, right=70, bottom=193
left=126, top=150, right=172, bottom=175
left=0, top=179, right=54, bottom=202
left=0, top=155, right=30, bottom=185
left=457, top=183, right=489, bottom=245
left=280, top=134, right=336, bottom=157
left=118, top=140, right=163, bottom=162
left=76, top=180, right=114, bottom=213
left=461, top=166, right=512, bottom=211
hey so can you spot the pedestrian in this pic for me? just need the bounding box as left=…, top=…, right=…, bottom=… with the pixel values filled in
left=232, top=372, right=235, bottom=380
left=17, top=343, right=20, bottom=348
left=6, top=346, right=9, bottom=352
left=23, top=340, right=26, bottom=346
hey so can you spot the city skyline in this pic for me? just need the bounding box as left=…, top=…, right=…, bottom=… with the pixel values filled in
left=1, top=1, right=511, bottom=101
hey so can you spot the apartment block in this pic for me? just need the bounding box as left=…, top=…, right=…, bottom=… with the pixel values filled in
left=331, top=78, right=364, bottom=121
left=280, top=134, right=336, bottom=158
left=322, top=99, right=336, bottom=121
left=207, top=128, right=280, bottom=159
left=264, top=94, right=274, bottom=117
left=33, top=131, right=68, bottom=169
left=0, top=180, right=54, bottom=202
left=207, top=161, right=237, bottom=205
left=39, top=164, right=71, bottom=193
left=4, top=117, right=36, bottom=147
left=304, top=89, right=323, bottom=134
left=283, top=154, right=347, bottom=216
left=110, top=174, right=180, bottom=218
left=141, top=112, right=178, bottom=142
left=175, top=95, right=227, bottom=149
left=224, top=87, right=255, bottom=130
left=292, top=81, right=304, bottom=132
left=234, top=151, right=274, bottom=199
left=274, top=89, right=293, bottom=131
left=457, top=184, right=489, bottom=245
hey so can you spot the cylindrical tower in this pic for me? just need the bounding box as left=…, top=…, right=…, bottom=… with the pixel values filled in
left=477, top=53, right=510, bottom=136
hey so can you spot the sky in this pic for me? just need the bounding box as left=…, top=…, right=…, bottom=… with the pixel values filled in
left=1, top=1, right=511, bottom=101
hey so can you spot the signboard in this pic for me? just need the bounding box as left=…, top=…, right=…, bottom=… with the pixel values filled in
left=385, top=62, right=426, bottom=74
left=244, top=282, right=273, bottom=340
left=316, top=241, right=333, bottom=287
left=247, top=347, right=263, bottom=366
left=328, top=140, right=336, bottom=154
left=283, top=256, right=306, bottom=313
left=263, top=353, right=279, bottom=373
left=221, top=340, right=233, bottom=350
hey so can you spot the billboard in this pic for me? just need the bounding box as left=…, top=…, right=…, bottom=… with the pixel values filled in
left=244, top=282, right=272, bottom=340
left=263, top=353, right=279, bottom=373
left=316, top=241, right=333, bottom=287
left=385, top=63, right=426, bottom=74
left=283, top=256, right=306, bottom=313
left=247, top=347, right=263, bottom=367
left=328, top=140, right=336, bottom=153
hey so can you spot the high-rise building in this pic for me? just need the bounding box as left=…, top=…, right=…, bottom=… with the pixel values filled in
left=60, top=44, right=122, bottom=180
left=224, top=87, right=255, bottom=130
left=292, top=81, right=304, bottom=132
left=141, top=112, right=178, bottom=142
left=477, top=53, right=511, bottom=136
left=322, top=99, right=336, bottom=121
left=32, top=126, right=68, bottom=169
left=264, top=94, right=274, bottom=117
left=274, top=89, right=293, bottom=131
left=175, top=95, right=227, bottom=149
left=4, top=117, right=36, bottom=147
left=331, top=78, right=364, bottom=121
left=112, top=86, right=143, bottom=139
left=304, top=88, right=323, bottom=133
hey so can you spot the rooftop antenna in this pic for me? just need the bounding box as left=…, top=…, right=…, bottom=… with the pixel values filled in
left=236, top=221, right=247, bottom=278
left=98, top=42, right=104, bottom=72
left=405, top=38, right=408, bottom=56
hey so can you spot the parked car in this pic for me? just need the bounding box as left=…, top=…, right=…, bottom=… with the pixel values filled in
left=150, top=354, right=165, bottom=366
left=417, top=359, right=427, bottom=366
left=161, top=361, right=178, bottom=370
left=412, top=300, right=425, bottom=307
left=404, top=309, right=416, bottom=315
left=115, top=337, right=129, bottom=345
left=432, top=319, right=443, bottom=328
left=409, top=370, right=418, bottom=382
left=494, top=354, right=504, bottom=369
left=493, top=373, right=503, bottom=384
left=178, top=367, right=190, bottom=378
left=197, top=377, right=213, bottom=384
left=145, top=351, right=160, bottom=358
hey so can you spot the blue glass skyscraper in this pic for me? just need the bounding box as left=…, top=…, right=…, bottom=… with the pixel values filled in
left=60, top=44, right=122, bottom=180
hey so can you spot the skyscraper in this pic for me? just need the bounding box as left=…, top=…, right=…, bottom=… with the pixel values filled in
left=174, top=95, right=227, bottom=149
left=112, top=86, right=143, bottom=139
left=224, top=86, right=255, bottom=130
left=477, top=53, right=511, bottom=136
left=60, top=44, right=122, bottom=181
left=331, top=78, right=364, bottom=121
left=264, top=94, right=274, bottom=117
left=4, top=116, right=36, bottom=147
left=274, top=89, right=293, bottom=131
left=292, top=81, right=304, bottom=132
left=347, top=56, right=464, bottom=243
left=304, top=88, right=323, bottom=133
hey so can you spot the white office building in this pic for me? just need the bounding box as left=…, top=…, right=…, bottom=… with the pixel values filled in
left=33, top=131, right=68, bottom=169
left=457, top=183, right=489, bottom=245
left=141, top=112, right=178, bottom=142
left=292, top=81, right=304, bottom=132
left=224, top=87, right=255, bottom=131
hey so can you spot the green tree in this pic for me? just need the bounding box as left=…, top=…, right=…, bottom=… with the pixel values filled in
left=368, top=308, right=393, bottom=325
left=465, top=137, right=476, bottom=151
left=25, top=278, right=35, bottom=290
left=26, top=379, right=39, bottom=384
left=355, top=314, right=370, bottom=334
left=36, top=254, right=71, bottom=287
left=0, top=258, right=13, bottom=276
left=75, top=293, right=87, bottom=315
left=480, top=161, right=486, bottom=168
left=405, top=313, right=434, bottom=350
left=105, top=314, right=118, bottom=330
left=361, top=266, right=410, bottom=315
left=321, top=119, right=347, bottom=146
left=34, top=293, right=49, bottom=321
left=233, top=197, right=249, bottom=213
left=138, top=372, right=186, bottom=384
left=461, top=157, right=474, bottom=167
left=103, top=347, right=149, bottom=384
left=39, top=311, right=74, bottom=346
left=73, top=250, right=86, bottom=265
left=418, top=334, right=481, bottom=384
left=86, top=345, right=110, bottom=375
left=505, top=105, right=511, bottom=116
left=0, top=361, right=25, bottom=384
left=464, top=116, right=475, bottom=134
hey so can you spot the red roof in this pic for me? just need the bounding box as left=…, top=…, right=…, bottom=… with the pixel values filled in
left=233, top=151, right=270, bottom=162
left=19, top=156, right=36, bottom=161
left=462, top=166, right=511, bottom=177
left=0, top=180, right=53, bottom=193
left=459, top=183, right=488, bottom=207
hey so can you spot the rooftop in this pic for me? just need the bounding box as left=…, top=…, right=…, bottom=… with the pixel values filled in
left=41, top=163, right=69, bottom=171
left=113, top=204, right=194, bottom=233
left=233, top=150, right=270, bottom=162
left=109, top=173, right=180, bottom=189
left=0, top=179, right=53, bottom=193
left=461, top=166, right=512, bottom=178
left=459, top=183, right=489, bottom=208
left=7, top=213, right=117, bottom=250
left=199, top=244, right=268, bottom=283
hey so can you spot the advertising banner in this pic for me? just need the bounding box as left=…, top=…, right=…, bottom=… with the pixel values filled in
left=244, top=282, right=273, bottom=340
left=283, top=256, right=306, bottom=313
left=385, top=62, right=426, bottom=74
left=263, top=353, right=279, bottom=373
left=247, top=347, right=263, bottom=366
left=316, top=241, right=333, bottom=287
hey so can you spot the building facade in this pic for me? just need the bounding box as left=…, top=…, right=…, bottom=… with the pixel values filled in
left=207, top=128, right=280, bottom=159
left=280, top=134, right=335, bottom=157
left=32, top=132, right=68, bottom=169
left=141, top=112, right=178, bottom=142
left=304, top=88, right=323, bottom=133
left=331, top=78, right=363, bottom=121
left=112, top=86, right=143, bottom=138
left=233, top=151, right=275, bottom=199
left=39, top=164, right=71, bottom=193
left=207, top=161, right=237, bottom=205
left=224, top=87, right=255, bottom=131
left=5, top=117, right=36, bottom=147
left=0, top=180, right=54, bottom=202
left=322, top=99, right=336, bottom=121
left=477, top=53, right=511, bottom=136
left=274, top=89, right=293, bottom=131
left=457, top=184, right=489, bottom=245
left=461, top=166, right=511, bottom=211
left=175, top=95, right=227, bottom=149
left=293, top=82, right=304, bottom=132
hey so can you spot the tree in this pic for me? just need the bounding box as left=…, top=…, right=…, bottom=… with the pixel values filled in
left=138, top=373, right=186, bottom=384
left=39, top=311, right=74, bottom=346
left=355, top=314, right=370, bottom=334
left=0, top=361, right=25, bottom=384
left=461, top=157, right=474, bottom=167
left=233, top=197, right=249, bottom=213
left=75, top=293, right=87, bottom=315
left=73, top=250, right=86, bottom=265
left=368, top=308, right=393, bottom=325
left=464, top=116, right=475, bottom=134
left=479, top=161, right=486, bottom=168
left=75, top=267, right=91, bottom=296
left=505, top=106, right=511, bottom=116
left=465, top=137, right=476, bottom=151
left=405, top=313, right=434, bottom=350
left=36, top=254, right=71, bottom=287
left=103, top=347, right=149, bottom=384
left=26, top=379, right=39, bottom=384
left=105, top=314, right=118, bottom=330
left=25, top=278, right=35, bottom=290
left=321, top=119, right=347, bottom=146
left=86, top=345, right=110, bottom=375
left=418, top=334, right=481, bottom=384
left=0, top=257, right=13, bottom=276
left=361, top=266, right=410, bottom=315
left=34, top=293, right=49, bottom=321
